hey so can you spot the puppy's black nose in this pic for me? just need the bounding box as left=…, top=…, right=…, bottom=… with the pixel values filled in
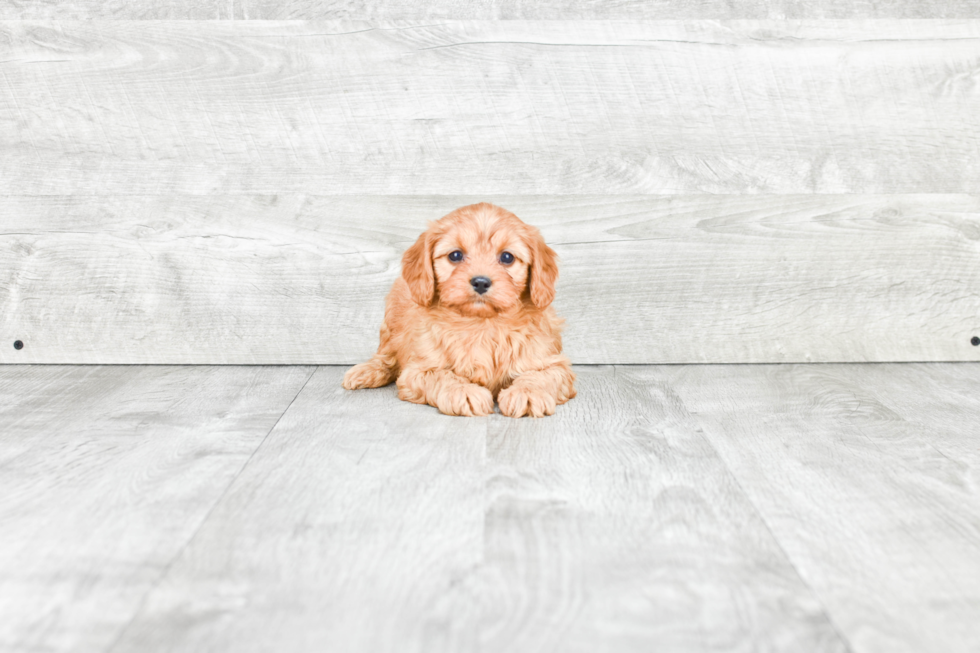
left=470, top=276, right=492, bottom=295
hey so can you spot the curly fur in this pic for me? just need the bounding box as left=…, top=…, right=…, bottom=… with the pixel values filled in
left=343, top=202, right=576, bottom=417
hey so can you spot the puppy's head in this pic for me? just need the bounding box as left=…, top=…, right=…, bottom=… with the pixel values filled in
left=401, top=203, right=558, bottom=317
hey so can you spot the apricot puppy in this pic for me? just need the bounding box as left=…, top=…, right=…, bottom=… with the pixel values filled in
left=343, top=202, right=576, bottom=417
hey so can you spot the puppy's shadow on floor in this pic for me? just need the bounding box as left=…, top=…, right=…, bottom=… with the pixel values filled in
left=344, top=383, right=588, bottom=423
left=332, top=366, right=647, bottom=429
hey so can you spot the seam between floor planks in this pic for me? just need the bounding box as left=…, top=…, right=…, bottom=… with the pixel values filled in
left=5, top=364, right=978, bottom=652
left=0, top=365, right=316, bottom=653
left=102, top=365, right=847, bottom=653
left=678, top=403, right=858, bottom=653
left=663, top=363, right=980, bottom=653
left=101, top=366, right=319, bottom=653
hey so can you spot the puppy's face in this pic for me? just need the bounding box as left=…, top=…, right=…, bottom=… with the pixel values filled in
left=401, top=203, right=558, bottom=316
left=431, top=211, right=532, bottom=317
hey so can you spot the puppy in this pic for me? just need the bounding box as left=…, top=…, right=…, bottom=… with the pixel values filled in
left=343, top=202, right=576, bottom=417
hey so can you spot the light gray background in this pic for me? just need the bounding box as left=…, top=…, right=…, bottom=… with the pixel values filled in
left=2, top=15, right=978, bottom=363
left=3, top=5, right=980, bottom=653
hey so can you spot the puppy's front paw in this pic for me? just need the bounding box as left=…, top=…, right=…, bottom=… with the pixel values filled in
left=436, top=383, right=494, bottom=417
left=343, top=362, right=390, bottom=390
left=498, top=384, right=557, bottom=418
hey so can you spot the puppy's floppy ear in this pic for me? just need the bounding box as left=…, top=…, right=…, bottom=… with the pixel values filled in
left=401, top=229, right=436, bottom=306
left=528, top=228, right=558, bottom=309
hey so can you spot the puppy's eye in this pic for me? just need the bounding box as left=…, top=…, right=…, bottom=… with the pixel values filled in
left=499, top=251, right=515, bottom=265
left=448, top=250, right=464, bottom=263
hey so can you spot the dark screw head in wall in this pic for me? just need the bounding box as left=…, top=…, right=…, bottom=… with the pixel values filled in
left=973, top=336, right=980, bottom=346
left=13, top=340, right=24, bottom=350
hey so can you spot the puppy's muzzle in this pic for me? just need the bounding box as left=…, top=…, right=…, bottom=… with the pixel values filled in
left=470, top=276, right=492, bottom=295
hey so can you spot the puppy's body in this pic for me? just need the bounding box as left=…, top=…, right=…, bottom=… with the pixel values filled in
left=380, top=280, right=566, bottom=392
left=343, top=203, right=575, bottom=417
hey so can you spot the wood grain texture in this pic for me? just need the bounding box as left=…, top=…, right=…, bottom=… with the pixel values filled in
left=238, top=0, right=980, bottom=20
left=448, top=366, right=846, bottom=652
left=0, top=0, right=233, bottom=19
left=106, top=366, right=491, bottom=653
left=107, top=366, right=847, bottom=653
left=666, top=363, right=980, bottom=653
left=2, top=194, right=978, bottom=364
left=0, top=365, right=313, bottom=653
left=2, top=20, right=980, bottom=194
left=3, top=0, right=979, bottom=20
left=848, top=363, right=980, bottom=461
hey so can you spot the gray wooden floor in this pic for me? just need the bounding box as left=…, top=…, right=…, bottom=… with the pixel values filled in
left=1, top=364, right=978, bottom=653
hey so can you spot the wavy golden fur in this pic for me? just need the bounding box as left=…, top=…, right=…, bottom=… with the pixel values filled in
left=343, top=203, right=576, bottom=417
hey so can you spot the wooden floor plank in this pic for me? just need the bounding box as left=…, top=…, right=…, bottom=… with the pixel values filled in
left=839, top=363, right=980, bottom=462
left=105, top=366, right=490, bottom=653
left=8, top=363, right=976, bottom=652
left=666, top=363, right=980, bottom=653
left=108, top=366, right=846, bottom=653
left=0, top=365, right=313, bottom=653
left=440, top=366, right=847, bottom=652
left=3, top=194, right=978, bottom=365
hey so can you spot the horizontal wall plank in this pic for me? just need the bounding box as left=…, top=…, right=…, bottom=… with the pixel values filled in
left=240, top=1, right=980, bottom=20
left=3, top=1, right=979, bottom=20
left=0, top=0, right=231, bottom=20
left=1, top=21, right=979, bottom=194
left=2, top=194, right=978, bottom=364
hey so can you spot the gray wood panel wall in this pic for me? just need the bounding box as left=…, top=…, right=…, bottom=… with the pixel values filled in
left=2, top=16, right=978, bottom=363
left=4, top=2, right=980, bottom=19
